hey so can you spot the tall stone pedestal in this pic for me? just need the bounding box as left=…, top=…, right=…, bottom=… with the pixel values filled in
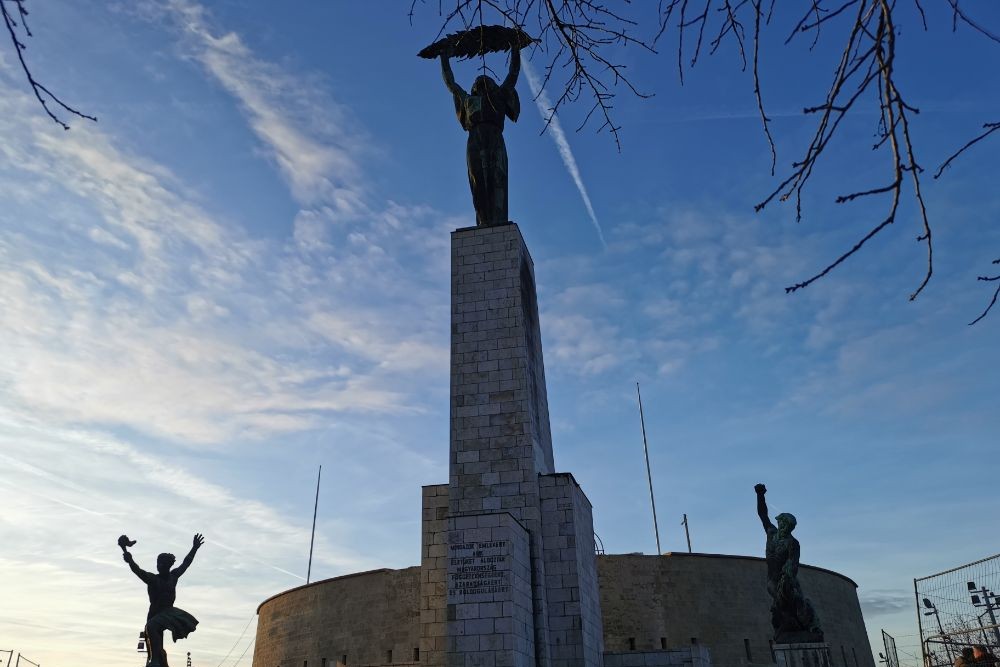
left=420, top=223, right=604, bottom=667
left=774, top=643, right=832, bottom=667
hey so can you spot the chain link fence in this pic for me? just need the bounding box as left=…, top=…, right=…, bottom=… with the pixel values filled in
left=915, top=553, right=1000, bottom=667
left=882, top=630, right=900, bottom=667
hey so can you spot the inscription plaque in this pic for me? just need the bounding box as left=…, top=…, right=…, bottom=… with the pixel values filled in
left=447, top=540, right=511, bottom=596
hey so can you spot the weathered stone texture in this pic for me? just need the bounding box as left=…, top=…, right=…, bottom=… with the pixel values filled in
left=774, top=643, right=833, bottom=667
left=449, top=223, right=554, bottom=522
left=449, top=223, right=558, bottom=667
left=596, top=554, right=874, bottom=667
left=423, top=484, right=451, bottom=667
left=445, top=513, right=535, bottom=667
left=540, top=474, right=605, bottom=667
left=603, top=647, right=711, bottom=667
left=252, top=567, right=421, bottom=667
left=251, top=553, right=875, bottom=667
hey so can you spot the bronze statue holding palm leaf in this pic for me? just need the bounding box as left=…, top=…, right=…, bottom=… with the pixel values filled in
left=420, top=26, right=536, bottom=226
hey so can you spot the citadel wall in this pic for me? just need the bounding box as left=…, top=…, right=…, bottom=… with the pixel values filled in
left=597, top=554, right=874, bottom=667
left=252, top=554, right=873, bottom=667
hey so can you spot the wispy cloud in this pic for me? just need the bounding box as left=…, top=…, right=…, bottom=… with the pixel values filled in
left=860, top=589, right=917, bottom=617
left=522, top=59, right=607, bottom=248
left=166, top=0, right=368, bottom=214
left=0, top=410, right=365, bottom=667
left=0, top=1, right=457, bottom=446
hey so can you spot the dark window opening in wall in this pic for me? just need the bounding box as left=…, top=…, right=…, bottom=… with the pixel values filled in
left=343, top=655, right=348, bottom=665
left=660, top=638, right=667, bottom=650
left=691, top=638, right=699, bottom=645
left=414, top=648, right=420, bottom=662
left=387, top=650, right=393, bottom=664
left=304, top=661, right=308, bottom=667
left=745, top=639, right=753, bottom=662
left=852, top=648, right=859, bottom=667
left=628, top=638, right=636, bottom=651
left=770, top=640, right=776, bottom=663
left=322, top=659, right=327, bottom=667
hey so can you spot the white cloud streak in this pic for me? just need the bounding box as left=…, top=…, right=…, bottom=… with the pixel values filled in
left=166, top=0, right=368, bottom=214
left=522, top=59, right=607, bottom=248
left=0, top=409, right=366, bottom=667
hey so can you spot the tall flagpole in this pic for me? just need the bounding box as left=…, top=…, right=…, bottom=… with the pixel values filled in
left=307, top=464, right=322, bottom=584
left=636, top=383, right=661, bottom=554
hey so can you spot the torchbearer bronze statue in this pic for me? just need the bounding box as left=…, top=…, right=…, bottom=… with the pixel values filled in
left=754, top=484, right=824, bottom=643
left=119, top=534, right=203, bottom=667
left=419, top=26, right=536, bottom=226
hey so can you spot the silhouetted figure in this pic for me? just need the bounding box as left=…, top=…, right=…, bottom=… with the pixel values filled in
left=440, top=45, right=520, bottom=226
left=754, top=484, right=823, bottom=643
left=120, top=534, right=203, bottom=667
left=956, top=647, right=976, bottom=667
left=974, top=646, right=998, bottom=667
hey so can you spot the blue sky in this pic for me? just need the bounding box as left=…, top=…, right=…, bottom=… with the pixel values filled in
left=1, top=2, right=998, bottom=666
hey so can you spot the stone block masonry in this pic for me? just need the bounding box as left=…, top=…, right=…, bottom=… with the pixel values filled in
left=423, top=484, right=452, bottom=667
left=540, top=474, right=604, bottom=667
left=436, top=222, right=603, bottom=667
left=449, top=223, right=558, bottom=667
left=445, top=512, right=535, bottom=667
left=775, top=643, right=832, bottom=667
left=449, top=222, right=554, bottom=523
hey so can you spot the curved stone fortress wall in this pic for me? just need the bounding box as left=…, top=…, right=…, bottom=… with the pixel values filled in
left=597, top=553, right=874, bottom=667
left=252, top=554, right=873, bottom=667
left=253, top=567, right=421, bottom=667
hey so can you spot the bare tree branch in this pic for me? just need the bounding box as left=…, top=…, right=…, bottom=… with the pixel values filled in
left=968, top=259, right=1000, bottom=326
left=411, top=0, right=1000, bottom=321
left=2, top=0, right=96, bottom=128
left=934, top=121, right=1000, bottom=179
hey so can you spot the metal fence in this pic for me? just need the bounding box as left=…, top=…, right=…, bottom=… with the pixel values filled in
left=0, top=654, right=39, bottom=667
left=915, top=553, right=1000, bottom=667
left=882, top=630, right=900, bottom=667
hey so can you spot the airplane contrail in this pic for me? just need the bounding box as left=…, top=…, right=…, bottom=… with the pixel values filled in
left=522, top=60, right=607, bottom=248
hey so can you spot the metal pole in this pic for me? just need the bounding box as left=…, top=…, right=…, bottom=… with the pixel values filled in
left=682, top=514, right=692, bottom=553
left=932, top=609, right=952, bottom=662
left=977, top=614, right=990, bottom=647
left=307, top=464, right=322, bottom=584
left=915, top=580, right=929, bottom=667
left=636, top=383, right=661, bottom=554
left=977, top=587, right=1000, bottom=647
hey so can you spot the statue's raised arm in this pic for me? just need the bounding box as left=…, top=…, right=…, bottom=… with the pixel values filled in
left=440, top=50, right=467, bottom=100
left=119, top=534, right=153, bottom=584
left=172, top=533, right=204, bottom=578
left=502, top=46, right=520, bottom=90
left=501, top=47, right=520, bottom=121
left=754, top=483, right=776, bottom=533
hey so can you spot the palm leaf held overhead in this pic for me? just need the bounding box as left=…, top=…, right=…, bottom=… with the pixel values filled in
left=418, top=25, right=536, bottom=59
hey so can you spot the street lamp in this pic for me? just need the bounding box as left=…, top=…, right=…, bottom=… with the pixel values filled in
left=137, top=630, right=149, bottom=667
left=967, top=581, right=1000, bottom=648
left=924, top=598, right=955, bottom=663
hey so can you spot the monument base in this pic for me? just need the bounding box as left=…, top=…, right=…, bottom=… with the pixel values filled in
left=774, top=643, right=831, bottom=667
left=604, top=646, right=711, bottom=667
left=445, top=512, right=535, bottom=667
